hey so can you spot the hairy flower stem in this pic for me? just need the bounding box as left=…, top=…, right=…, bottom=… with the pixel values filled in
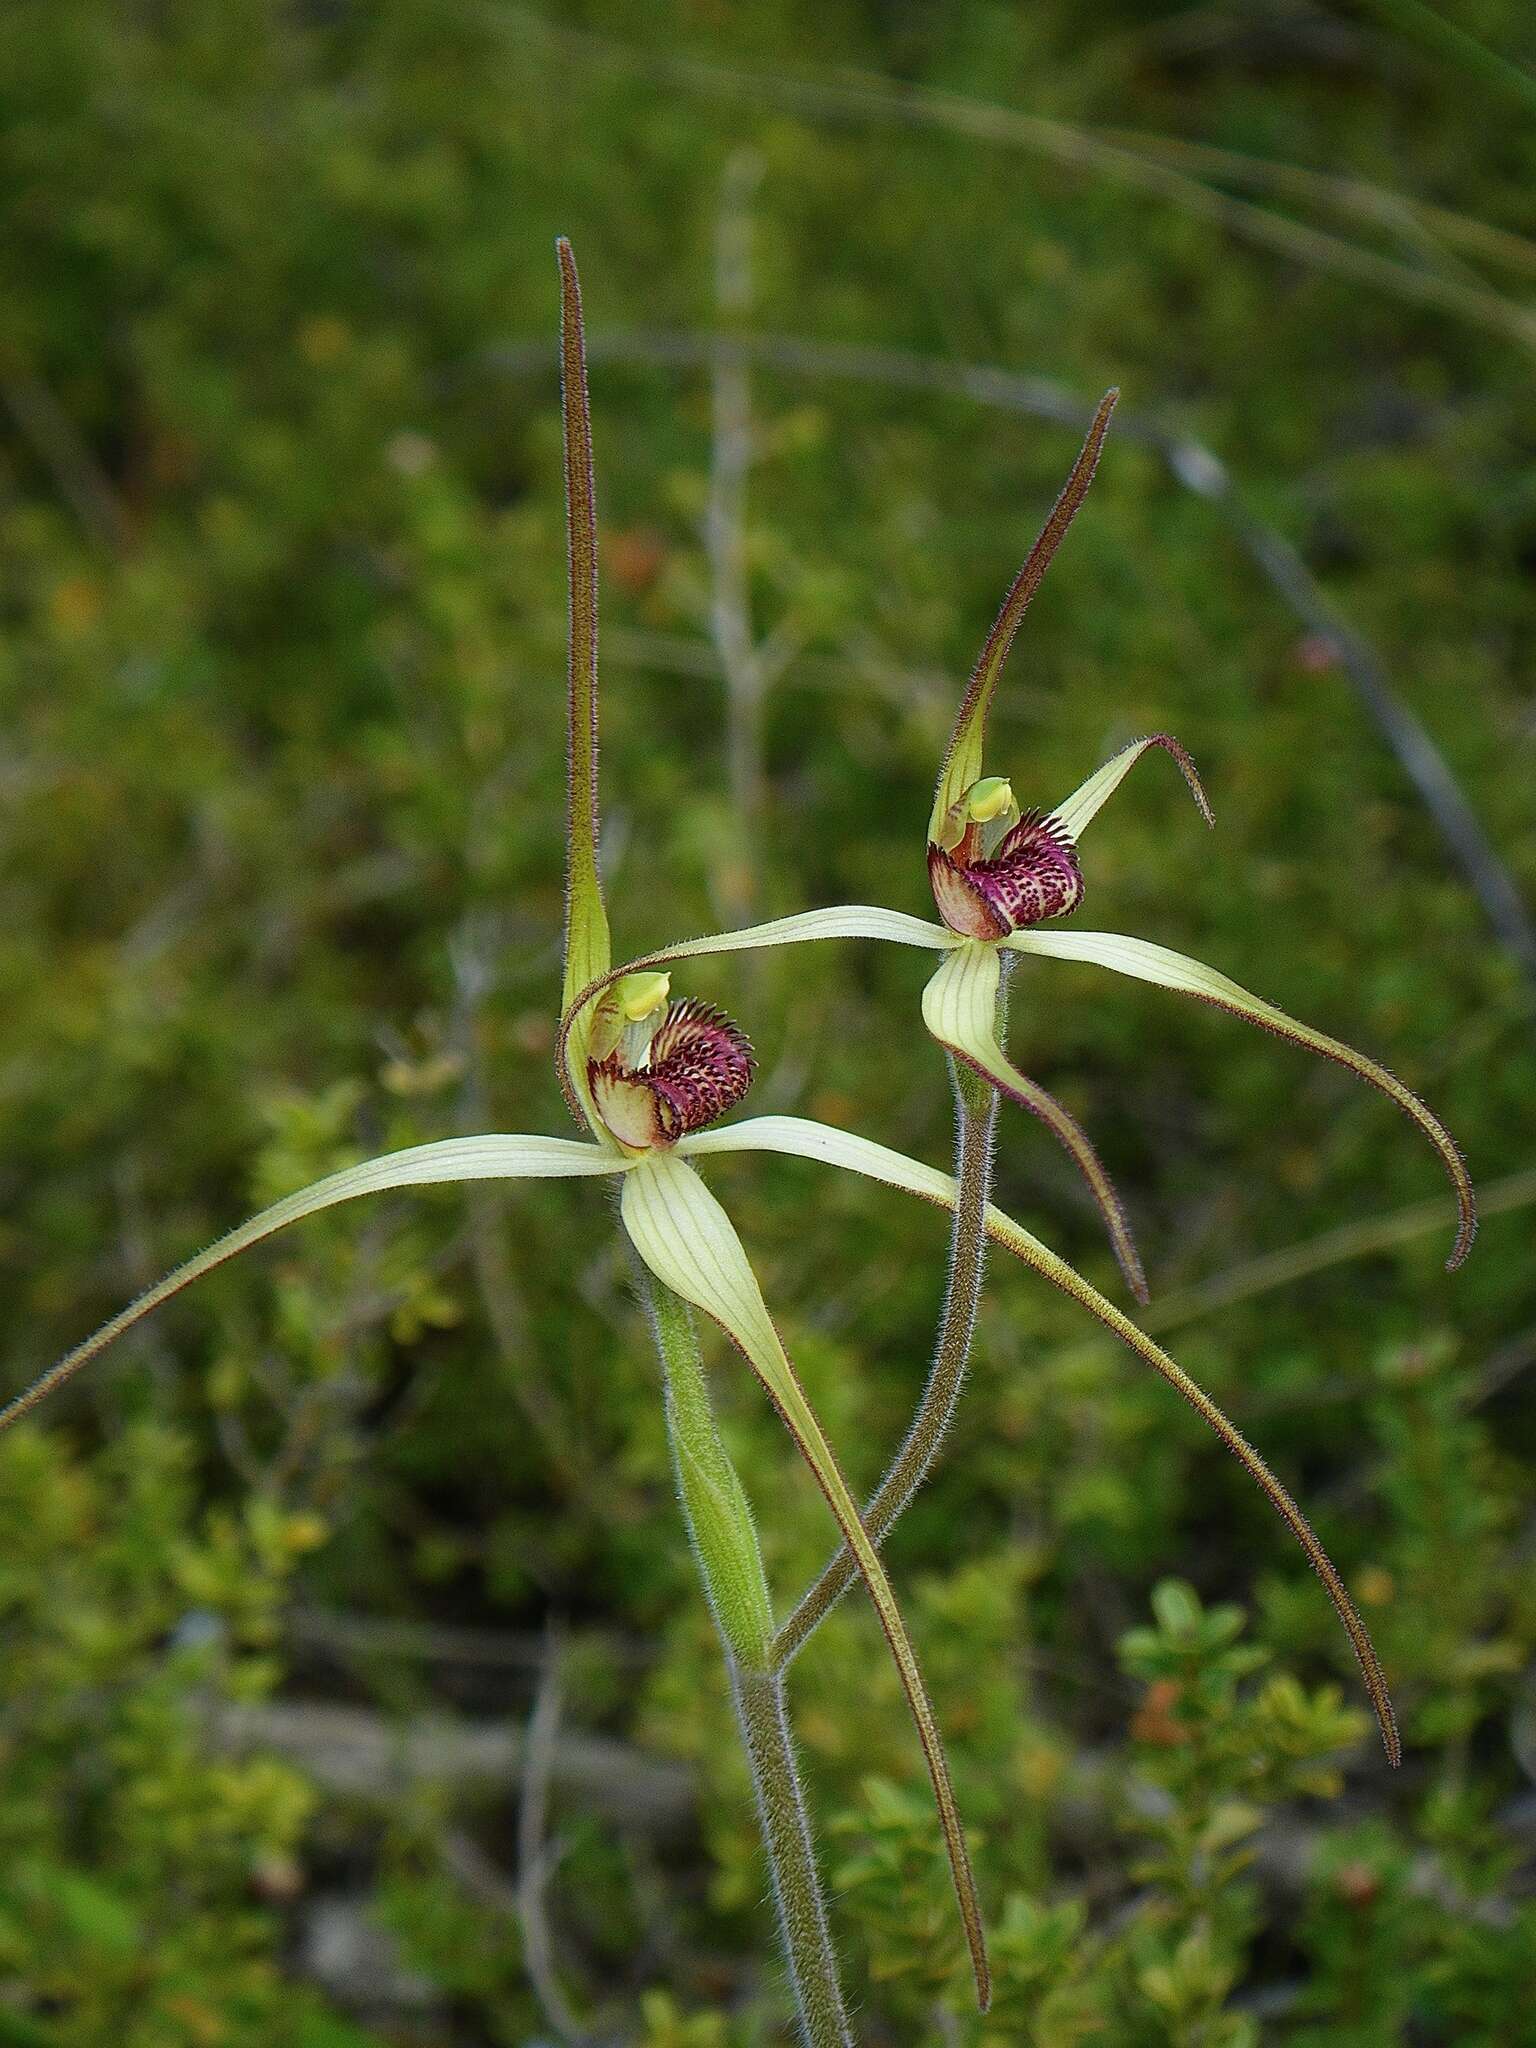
left=773, top=993, right=1005, bottom=1668
left=732, top=1663, right=855, bottom=2048
left=638, top=1262, right=854, bottom=2046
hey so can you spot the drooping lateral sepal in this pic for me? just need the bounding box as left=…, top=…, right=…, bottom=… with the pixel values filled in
left=677, top=1113, right=1401, bottom=1765
left=591, top=998, right=756, bottom=1150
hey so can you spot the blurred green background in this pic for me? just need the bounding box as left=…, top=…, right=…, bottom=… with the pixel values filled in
left=1, top=3, right=1534, bottom=2042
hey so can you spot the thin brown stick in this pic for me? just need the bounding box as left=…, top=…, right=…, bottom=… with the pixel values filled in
left=498, top=12, right=1536, bottom=350
left=1097, top=127, right=1536, bottom=282
left=1143, top=1166, right=1536, bottom=1334
left=515, top=1630, right=595, bottom=2047
left=0, top=364, right=132, bottom=551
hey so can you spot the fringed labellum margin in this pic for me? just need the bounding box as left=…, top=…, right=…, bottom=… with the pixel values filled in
left=591, top=994, right=757, bottom=1152
left=928, top=797, right=1085, bottom=941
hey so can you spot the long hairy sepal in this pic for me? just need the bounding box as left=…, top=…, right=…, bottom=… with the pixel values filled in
left=929, top=389, right=1118, bottom=841
left=556, top=237, right=612, bottom=1119
left=923, top=943, right=1149, bottom=1301
left=983, top=1202, right=1401, bottom=1766
left=0, top=1136, right=621, bottom=1435
left=1007, top=928, right=1475, bottom=1272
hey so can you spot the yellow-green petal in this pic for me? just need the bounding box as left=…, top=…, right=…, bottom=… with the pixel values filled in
left=0, top=1136, right=626, bottom=1437
left=1045, top=732, right=1213, bottom=844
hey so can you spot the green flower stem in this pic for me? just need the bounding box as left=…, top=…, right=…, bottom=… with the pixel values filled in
left=772, top=985, right=1005, bottom=1668
left=638, top=1264, right=854, bottom=2046
left=732, top=1662, right=855, bottom=2048
left=646, top=1268, right=774, bottom=1669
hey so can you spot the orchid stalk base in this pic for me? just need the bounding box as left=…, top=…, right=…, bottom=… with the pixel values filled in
left=639, top=1263, right=853, bottom=2046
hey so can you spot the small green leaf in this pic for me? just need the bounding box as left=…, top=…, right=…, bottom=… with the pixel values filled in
left=619, top=1152, right=991, bottom=2011
left=1006, top=926, right=1475, bottom=1270
left=1152, top=1578, right=1203, bottom=1636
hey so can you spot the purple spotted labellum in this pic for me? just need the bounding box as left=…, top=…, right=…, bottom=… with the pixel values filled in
left=927, top=803, right=1084, bottom=940
left=590, top=995, right=757, bottom=1151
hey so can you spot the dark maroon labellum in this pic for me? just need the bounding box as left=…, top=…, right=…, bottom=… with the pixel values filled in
left=590, top=998, right=756, bottom=1150
left=928, top=810, right=1084, bottom=939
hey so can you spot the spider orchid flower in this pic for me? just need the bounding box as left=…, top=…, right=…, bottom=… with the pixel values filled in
left=0, top=242, right=979, bottom=2013
left=556, top=389, right=1478, bottom=1772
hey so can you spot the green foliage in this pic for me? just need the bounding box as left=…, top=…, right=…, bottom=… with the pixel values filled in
left=0, top=1425, right=352, bottom=2046
left=1, top=0, right=1534, bottom=2038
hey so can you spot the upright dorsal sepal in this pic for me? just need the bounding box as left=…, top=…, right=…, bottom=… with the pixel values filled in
left=556, top=238, right=614, bottom=1134
left=928, top=390, right=1118, bottom=847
